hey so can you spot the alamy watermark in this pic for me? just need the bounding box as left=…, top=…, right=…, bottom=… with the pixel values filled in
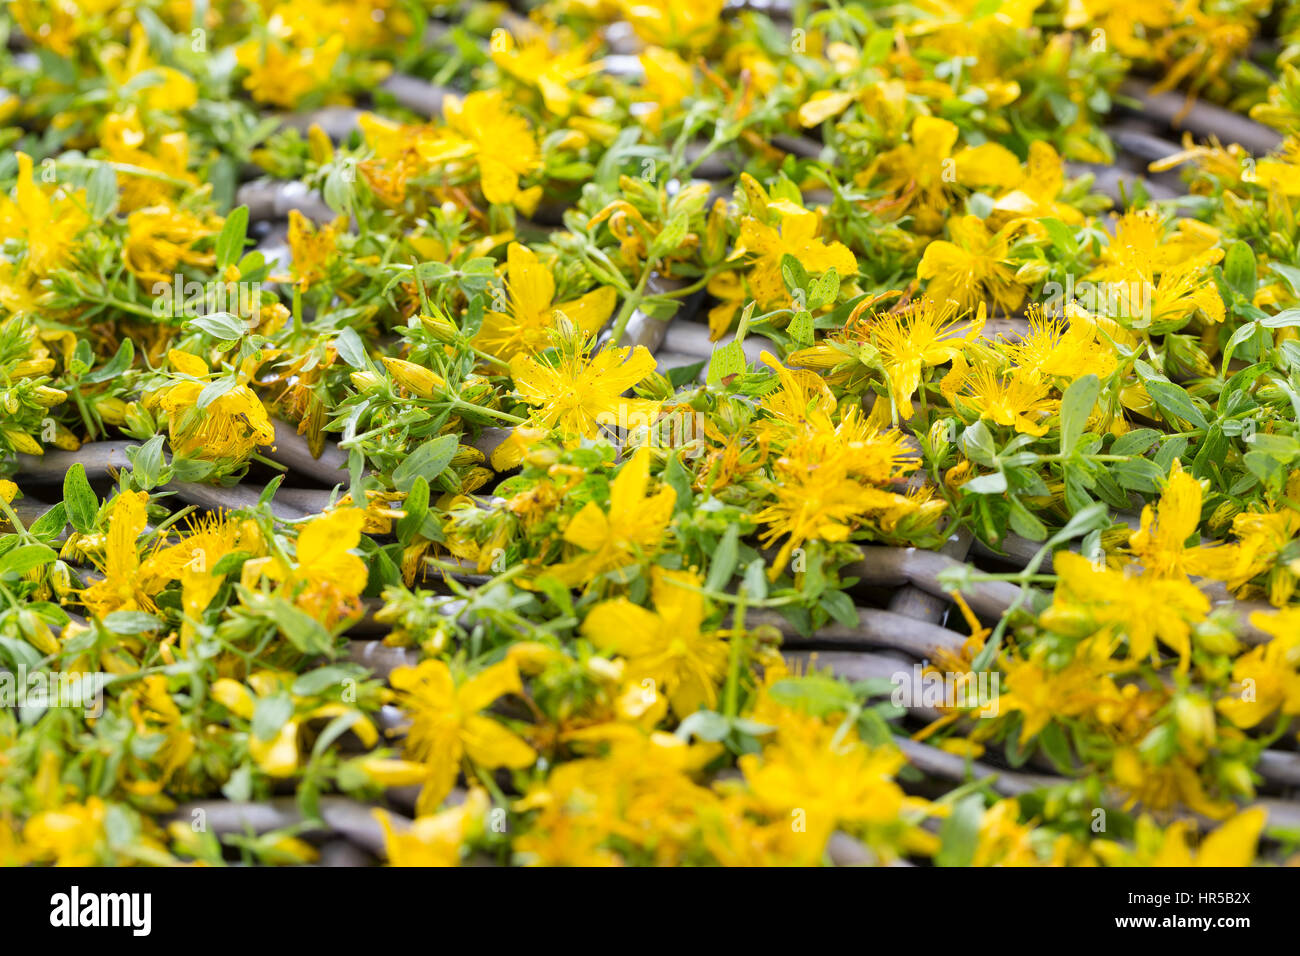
left=1, top=666, right=106, bottom=717
left=891, top=663, right=1000, bottom=717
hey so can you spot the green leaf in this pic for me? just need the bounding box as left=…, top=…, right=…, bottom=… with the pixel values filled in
left=292, top=665, right=360, bottom=697
left=63, top=463, right=99, bottom=534
left=1144, top=379, right=1207, bottom=429
left=936, top=794, right=985, bottom=867
left=779, top=254, right=809, bottom=300
left=821, top=588, right=858, bottom=628
left=675, top=709, right=731, bottom=742
left=1261, top=308, right=1300, bottom=329
left=187, top=312, right=247, bottom=342
left=706, top=525, right=740, bottom=591
left=102, top=610, right=163, bottom=634
left=28, top=504, right=68, bottom=540
left=87, top=163, right=118, bottom=220
left=83, top=339, right=134, bottom=384
left=396, top=476, right=430, bottom=543
left=0, top=544, right=57, bottom=577
left=215, top=205, right=249, bottom=271
left=1110, top=428, right=1160, bottom=456
left=1270, top=263, right=1300, bottom=298
left=767, top=675, right=856, bottom=717
left=706, top=340, right=746, bottom=386
left=742, top=558, right=768, bottom=602
left=962, top=470, right=1008, bottom=494
left=392, top=435, right=458, bottom=492
left=807, top=268, right=840, bottom=309
left=787, top=310, right=814, bottom=349
left=959, top=420, right=996, bottom=465
left=1038, top=721, right=1074, bottom=773
left=664, top=452, right=693, bottom=513
left=1059, top=374, right=1099, bottom=455
left=1222, top=240, right=1256, bottom=299
left=650, top=211, right=689, bottom=258
left=666, top=360, right=705, bottom=389
left=335, top=327, right=369, bottom=370
left=196, top=376, right=238, bottom=409
left=1007, top=498, right=1047, bottom=541
left=261, top=597, right=332, bottom=655
left=127, top=436, right=167, bottom=489
left=252, top=691, right=294, bottom=742
left=1039, top=217, right=1078, bottom=257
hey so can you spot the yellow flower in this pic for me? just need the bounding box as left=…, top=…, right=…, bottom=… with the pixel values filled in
left=1128, top=460, right=1236, bottom=581
left=236, top=33, right=345, bottom=109
left=1091, top=210, right=1220, bottom=279
left=491, top=30, right=604, bottom=117
left=918, top=215, right=1027, bottom=314
left=1096, top=808, right=1267, bottom=866
left=996, top=653, right=1124, bottom=743
left=477, top=243, right=616, bottom=360
left=942, top=357, right=1058, bottom=437
left=862, top=298, right=985, bottom=421
left=619, top=0, right=725, bottom=50
left=508, top=335, right=660, bottom=441
left=145, top=350, right=275, bottom=466
left=738, top=696, right=911, bottom=854
left=513, top=729, right=720, bottom=865
left=991, top=140, right=1084, bottom=226
left=99, top=110, right=197, bottom=211
left=373, top=788, right=489, bottom=866
left=756, top=442, right=917, bottom=578
left=0, top=152, right=89, bottom=278
left=1111, top=747, right=1236, bottom=820
left=638, top=47, right=694, bottom=127
left=1040, top=553, right=1210, bottom=672
left=419, top=91, right=542, bottom=208
left=103, top=23, right=198, bottom=114
left=581, top=568, right=729, bottom=718
left=1004, top=305, right=1116, bottom=382
left=10, top=0, right=83, bottom=56
left=971, top=799, right=1053, bottom=866
left=867, top=115, right=1023, bottom=232
left=1217, top=609, right=1300, bottom=729
left=259, top=507, right=369, bottom=627
left=212, top=670, right=379, bottom=779
left=123, top=204, right=217, bottom=286
left=390, top=658, right=537, bottom=814
left=733, top=201, right=858, bottom=310
left=552, top=446, right=676, bottom=585
left=80, top=490, right=155, bottom=620
left=122, top=675, right=195, bottom=795
left=23, top=798, right=108, bottom=867
left=286, top=210, right=345, bottom=290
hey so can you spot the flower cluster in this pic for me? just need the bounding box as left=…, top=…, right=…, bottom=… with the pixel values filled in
left=0, top=0, right=1298, bottom=868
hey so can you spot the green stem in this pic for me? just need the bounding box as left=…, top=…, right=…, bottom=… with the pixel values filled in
left=608, top=261, right=655, bottom=348
left=723, top=586, right=749, bottom=719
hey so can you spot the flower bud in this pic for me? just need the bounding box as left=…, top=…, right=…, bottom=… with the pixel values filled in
left=1015, top=260, right=1050, bottom=284
left=382, top=357, right=445, bottom=399
left=95, top=396, right=129, bottom=426
left=350, top=370, right=383, bottom=392
left=419, top=312, right=459, bottom=343
left=10, top=358, right=55, bottom=378
left=32, top=385, right=66, bottom=407
left=1174, top=695, right=1216, bottom=748
left=3, top=428, right=42, bottom=456
left=1221, top=761, right=1255, bottom=798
